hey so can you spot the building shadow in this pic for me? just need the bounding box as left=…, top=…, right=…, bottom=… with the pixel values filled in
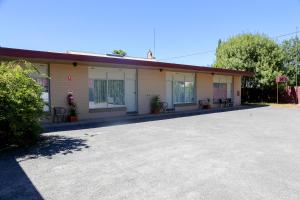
left=0, top=155, right=44, bottom=200
left=0, top=135, right=89, bottom=200
left=44, top=105, right=268, bottom=133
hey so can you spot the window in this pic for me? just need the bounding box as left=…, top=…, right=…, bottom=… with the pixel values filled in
left=31, top=64, right=50, bottom=112
left=213, top=75, right=233, bottom=100
left=88, top=67, right=134, bottom=109
left=169, top=72, right=195, bottom=104
left=184, top=81, right=194, bottom=103
left=89, top=78, right=125, bottom=108
left=213, top=83, right=227, bottom=99
left=174, top=81, right=185, bottom=103
left=93, top=79, right=107, bottom=103
left=108, top=80, right=125, bottom=105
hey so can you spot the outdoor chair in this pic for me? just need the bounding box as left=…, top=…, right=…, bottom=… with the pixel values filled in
left=198, top=99, right=210, bottom=109
left=52, top=107, right=67, bottom=123
left=159, top=102, right=168, bottom=113
left=226, top=98, right=234, bottom=107
left=213, top=98, right=221, bottom=107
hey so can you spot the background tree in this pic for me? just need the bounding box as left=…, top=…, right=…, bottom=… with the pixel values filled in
left=281, top=36, right=300, bottom=86
left=214, top=33, right=284, bottom=88
left=112, top=49, right=127, bottom=56
left=0, top=61, right=44, bottom=147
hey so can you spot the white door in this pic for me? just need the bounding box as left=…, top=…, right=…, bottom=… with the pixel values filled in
left=125, top=70, right=137, bottom=112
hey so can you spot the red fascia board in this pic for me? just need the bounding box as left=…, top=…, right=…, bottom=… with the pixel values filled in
left=0, top=47, right=254, bottom=77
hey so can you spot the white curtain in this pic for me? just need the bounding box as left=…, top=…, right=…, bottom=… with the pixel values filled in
left=172, top=72, right=195, bottom=104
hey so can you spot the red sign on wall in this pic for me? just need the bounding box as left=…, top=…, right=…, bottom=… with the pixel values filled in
left=276, top=76, right=288, bottom=83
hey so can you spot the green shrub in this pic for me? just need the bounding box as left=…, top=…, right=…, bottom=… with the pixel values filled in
left=150, top=96, right=161, bottom=114
left=0, top=61, right=44, bottom=147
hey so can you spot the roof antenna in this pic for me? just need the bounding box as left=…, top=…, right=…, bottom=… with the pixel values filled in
left=153, top=28, right=156, bottom=58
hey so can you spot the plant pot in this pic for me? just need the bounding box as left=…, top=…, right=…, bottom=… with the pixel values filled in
left=202, top=104, right=211, bottom=109
left=152, top=108, right=160, bottom=114
left=68, top=116, right=78, bottom=122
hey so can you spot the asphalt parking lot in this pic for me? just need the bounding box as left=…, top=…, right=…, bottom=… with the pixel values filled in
left=1, top=106, right=300, bottom=200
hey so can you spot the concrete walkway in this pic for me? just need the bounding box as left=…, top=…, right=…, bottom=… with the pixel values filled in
left=43, top=106, right=249, bottom=132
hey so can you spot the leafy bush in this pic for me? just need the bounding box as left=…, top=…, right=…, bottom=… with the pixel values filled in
left=0, top=61, right=44, bottom=147
left=150, top=96, right=161, bottom=114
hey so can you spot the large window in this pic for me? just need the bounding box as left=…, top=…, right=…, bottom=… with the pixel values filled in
left=213, top=83, right=227, bottom=99
left=31, top=64, right=50, bottom=112
left=88, top=67, right=136, bottom=110
left=213, top=75, right=233, bottom=100
left=166, top=72, right=195, bottom=105
left=89, top=79, right=125, bottom=108
left=184, top=81, right=195, bottom=103
left=173, top=80, right=185, bottom=103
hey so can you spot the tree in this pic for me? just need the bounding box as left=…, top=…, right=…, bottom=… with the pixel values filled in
left=0, top=61, right=44, bottom=147
left=217, top=39, right=222, bottom=48
left=112, top=49, right=127, bottom=56
left=281, top=36, right=300, bottom=86
left=214, top=33, right=284, bottom=88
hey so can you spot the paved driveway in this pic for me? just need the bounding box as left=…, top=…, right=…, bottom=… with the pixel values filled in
left=1, top=107, right=300, bottom=200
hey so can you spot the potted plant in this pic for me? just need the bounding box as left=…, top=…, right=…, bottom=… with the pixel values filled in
left=67, top=92, right=78, bottom=122
left=68, top=104, right=78, bottom=122
left=151, top=96, right=161, bottom=114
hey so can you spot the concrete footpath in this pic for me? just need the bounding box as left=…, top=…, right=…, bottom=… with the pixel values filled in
left=43, top=106, right=249, bottom=132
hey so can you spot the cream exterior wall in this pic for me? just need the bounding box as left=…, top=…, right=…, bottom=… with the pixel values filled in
left=233, top=75, right=242, bottom=106
left=50, top=63, right=88, bottom=119
left=137, top=69, right=166, bottom=114
left=48, top=63, right=243, bottom=120
left=49, top=63, right=126, bottom=120
left=196, top=73, right=213, bottom=104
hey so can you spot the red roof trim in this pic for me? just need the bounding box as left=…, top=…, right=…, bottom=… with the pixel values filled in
left=0, top=47, right=254, bottom=76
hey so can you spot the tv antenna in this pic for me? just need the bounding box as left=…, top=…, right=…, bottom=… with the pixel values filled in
left=153, top=28, right=156, bottom=58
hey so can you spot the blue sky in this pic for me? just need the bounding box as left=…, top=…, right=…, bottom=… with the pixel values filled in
left=0, top=0, right=300, bottom=66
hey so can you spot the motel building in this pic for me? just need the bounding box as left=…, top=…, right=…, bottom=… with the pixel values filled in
left=0, top=47, right=253, bottom=122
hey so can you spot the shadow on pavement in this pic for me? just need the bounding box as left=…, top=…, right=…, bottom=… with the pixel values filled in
left=17, top=135, right=90, bottom=161
left=0, top=156, right=44, bottom=200
left=0, top=135, right=89, bottom=200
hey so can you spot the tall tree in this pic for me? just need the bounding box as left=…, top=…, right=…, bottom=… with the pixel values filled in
left=112, top=49, right=127, bottom=56
left=281, top=36, right=300, bottom=86
left=214, top=33, right=284, bottom=88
